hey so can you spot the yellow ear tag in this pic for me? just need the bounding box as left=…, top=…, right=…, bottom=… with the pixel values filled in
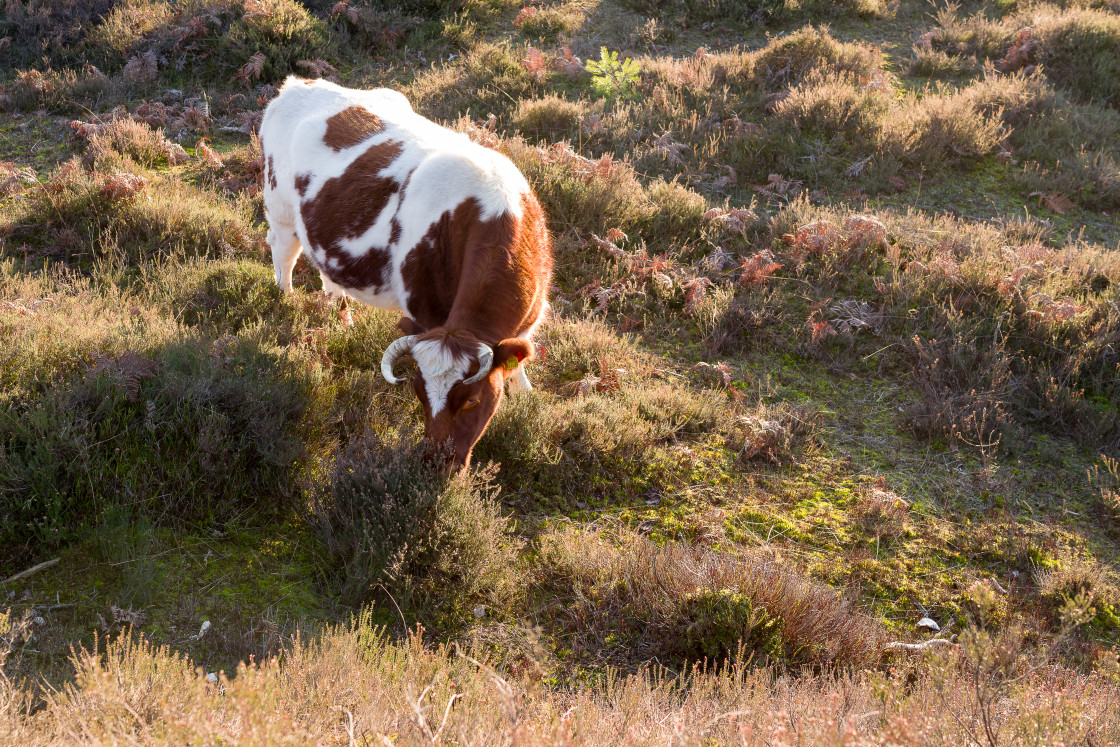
left=503, top=356, right=519, bottom=370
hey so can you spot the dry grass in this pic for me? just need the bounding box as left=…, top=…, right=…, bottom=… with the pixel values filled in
left=1, top=609, right=1118, bottom=745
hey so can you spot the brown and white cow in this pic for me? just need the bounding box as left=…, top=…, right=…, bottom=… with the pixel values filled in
left=260, top=77, right=552, bottom=468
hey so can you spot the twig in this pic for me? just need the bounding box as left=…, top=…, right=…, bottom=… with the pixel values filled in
left=884, top=639, right=957, bottom=652
left=33, top=603, right=78, bottom=613
left=335, top=706, right=357, bottom=747
left=433, top=693, right=461, bottom=744
left=2, top=558, right=59, bottom=585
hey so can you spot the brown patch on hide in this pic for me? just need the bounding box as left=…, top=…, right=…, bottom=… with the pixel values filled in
left=323, top=106, right=384, bottom=151
left=300, top=138, right=405, bottom=290
left=402, top=192, right=552, bottom=344
left=266, top=154, right=278, bottom=190
left=294, top=173, right=310, bottom=197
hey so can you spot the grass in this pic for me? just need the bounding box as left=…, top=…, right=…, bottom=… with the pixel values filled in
left=2, top=0, right=1120, bottom=742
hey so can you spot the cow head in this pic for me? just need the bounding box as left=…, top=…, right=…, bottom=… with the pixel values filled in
left=380, top=319, right=531, bottom=470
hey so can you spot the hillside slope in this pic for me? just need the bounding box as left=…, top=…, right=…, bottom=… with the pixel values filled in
left=2, top=0, right=1120, bottom=743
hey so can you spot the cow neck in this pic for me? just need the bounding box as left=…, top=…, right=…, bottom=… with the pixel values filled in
left=439, top=193, right=549, bottom=346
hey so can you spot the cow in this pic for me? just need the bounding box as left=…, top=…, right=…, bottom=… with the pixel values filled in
left=259, top=77, right=552, bottom=469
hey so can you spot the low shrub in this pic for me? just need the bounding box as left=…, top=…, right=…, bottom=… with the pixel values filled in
left=538, top=524, right=886, bottom=668
left=753, top=26, right=883, bottom=89
left=0, top=338, right=322, bottom=574
left=511, top=95, right=590, bottom=141
left=310, top=432, right=523, bottom=629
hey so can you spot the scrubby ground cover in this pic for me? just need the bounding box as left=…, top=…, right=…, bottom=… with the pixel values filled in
left=2, top=0, right=1120, bottom=743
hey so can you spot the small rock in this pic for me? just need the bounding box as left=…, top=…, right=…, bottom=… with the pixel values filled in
left=192, top=620, right=211, bottom=641
left=637, top=520, right=657, bottom=535
left=473, top=605, right=486, bottom=620
left=917, top=617, right=940, bottom=633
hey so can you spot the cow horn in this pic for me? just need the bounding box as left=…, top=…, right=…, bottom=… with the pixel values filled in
left=380, top=335, right=418, bottom=384
left=462, top=342, right=494, bottom=384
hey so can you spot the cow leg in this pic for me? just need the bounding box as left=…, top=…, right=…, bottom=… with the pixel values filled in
left=506, top=365, right=532, bottom=394
left=268, top=226, right=302, bottom=293
left=318, top=273, right=354, bottom=327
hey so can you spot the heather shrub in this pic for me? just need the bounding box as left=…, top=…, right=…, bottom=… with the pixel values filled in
left=84, top=117, right=175, bottom=169
left=310, top=432, right=522, bottom=627
left=922, top=4, right=1120, bottom=106
left=409, top=43, right=535, bottom=122
left=909, top=47, right=978, bottom=79
left=87, top=0, right=173, bottom=56
left=0, top=337, right=323, bottom=574
left=5, top=65, right=111, bottom=111
left=1032, top=7, right=1120, bottom=106
left=512, top=95, right=590, bottom=141
left=514, top=6, right=579, bottom=40
left=753, top=26, right=883, bottom=88
left=2, top=158, right=260, bottom=268
left=0, top=0, right=118, bottom=63
left=892, top=88, right=1004, bottom=166
left=504, top=138, right=654, bottom=236
left=1035, top=556, right=1118, bottom=615
left=772, top=70, right=891, bottom=140
left=620, top=0, right=886, bottom=25
left=538, top=524, right=886, bottom=668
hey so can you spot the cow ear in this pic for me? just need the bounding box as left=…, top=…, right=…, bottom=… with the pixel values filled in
left=492, top=338, right=533, bottom=372
left=398, top=317, right=426, bottom=335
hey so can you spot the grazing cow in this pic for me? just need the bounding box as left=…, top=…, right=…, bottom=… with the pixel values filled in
left=259, top=77, right=552, bottom=468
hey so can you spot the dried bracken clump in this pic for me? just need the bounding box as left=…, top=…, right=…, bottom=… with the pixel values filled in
left=736, top=403, right=820, bottom=464
left=649, top=131, right=689, bottom=165
left=1029, top=190, right=1075, bottom=214
left=0, top=162, right=37, bottom=196
left=844, top=214, right=888, bottom=250
left=537, top=141, right=617, bottom=183
left=565, top=358, right=625, bottom=397
left=236, top=52, right=267, bottom=86
left=0, top=297, right=55, bottom=318
left=738, top=250, right=782, bottom=288
left=782, top=214, right=890, bottom=265
left=553, top=46, right=584, bottom=77
left=122, top=50, right=159, bottom=85
left=753, top=172, right=802, bottom=202
left=98, top=171, right=149, bottom=202
left=691, top=360, right=734, bottom=388
left=722, top=116, right=763, bottom=137
left=88, top=351, right=161, bottom=401
left=997, top=27, right=1039, bottom=74
left=806, top=313, right=837, bottom=344
left=854, top=478, right=910, bottom=537
left=296, top=59, right=339, bottom=81
left=512, top=6, right=537, bottom=27
left=521, top=47, right=548, bottom=83
left=173, top=102, right=212, bottom=133
left=195, top=138, right=224, bottom=170
left=1027, top=294, right=1089, bottom=323
left=96, top=605, right=147, bottom=634
left=703, top=206, right=756, bottom=234
left=682, top=276, right=714, bottom=313
left=828, top=299, right=885, bottom=335
left=904, top=249, right=963, bottom=285
left=784, top=219, right=841, bottom=255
